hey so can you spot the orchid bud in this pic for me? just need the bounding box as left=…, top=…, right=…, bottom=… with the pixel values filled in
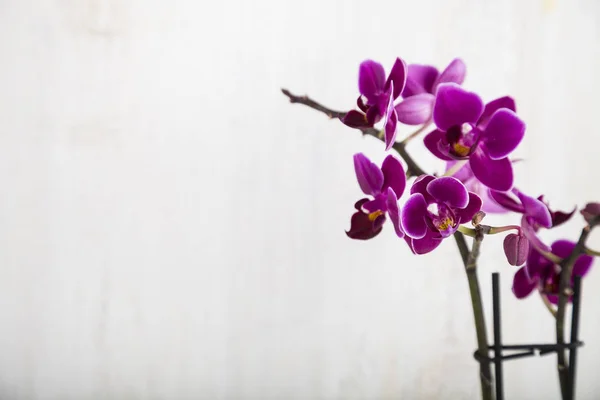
left=581, top=202, right=600, bottom=224
left=503, top=233, right=529, bottom=266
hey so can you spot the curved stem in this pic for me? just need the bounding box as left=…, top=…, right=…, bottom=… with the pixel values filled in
left=443, top=159, right=468, bottom=177
left=281, top=88, right=427, bottom=177
left=541, top=294, right=557, bottom=318
left=458, top=225, right=477, bottom=237
left=454, top=231, right=494, bottom=400
left=487, top=225, right=521, bottom=235
left=555, top=216, right=600, bottom=399
left=400, top=121, right=432, bottom=145
left=584, top=246, right=600, bottom=257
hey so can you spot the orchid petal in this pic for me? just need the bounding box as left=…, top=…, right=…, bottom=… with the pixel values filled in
left=410, top=174, right=436, bottom=204
left=353, top=153, right=383, bottom=196
left=489, top=190, right=524, bottom=213
left=423, top=129, right=453, bottom=161
left=478, top=96, right=516, bottom=128
left=358, top=60, right=385, bottom=102
left=342, top=110, right=371, bottom=129
left=517, top=191, right=552, bottom=228
left=381, top=155, right=406, bottom=198
left=385, top=58, right=407, bottom=99
left=401, top=193, right=429, bottom=239
left=433, top=83, right=484, bottom=131
left=386, top=188, right=404, bottom=238
left=469, top=149, right=513, bottom=192
left=403, top=64, right=439, bottom=97
left=408, top=230, right=444, bottom=255
left=551, top=240, right=594, bottom=278
left=426, top=176, right=469, bottom=209
left=512, top=266, right=537, bottom=299
left=395, top=94, right=435, bottom=125
left=480, top=109, right=525, bottom=160
left=433, top=58, right=466, bottom=89
left=456, top=192, right=483, bottom=224
left=384, top=85, right=398, bottom=151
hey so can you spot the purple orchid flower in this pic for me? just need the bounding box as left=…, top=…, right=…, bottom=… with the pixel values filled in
left=342, top=58, right=407, bottom=150
left=400, top=175, right=482, bottom=254
left=490, top=189, right=575, bottom=251
left=395, top=58, right=466, bottom=126
left=423, top=84, right=525, bottom=191
left=346, top=153, right=406, bottom=240
left=513, top=240, right=594, bottom=303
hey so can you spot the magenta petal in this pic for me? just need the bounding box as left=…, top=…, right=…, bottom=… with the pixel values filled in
left=410, top=174, right=436, bottom=203
left=358, top=60, right=386, bottom=102
left=381, top=155, right=406, bottom=198
left=481, top=109, right=525, bottom=160
left=521, top=216, right=549, bottom=257
left=489, top=190, right=524, bottom=213
left=517, top=191, right=552, bottom=228
left=346, top=210, right=384, bottom=240
left=423, top=129, right=453, bottom=161
left=469, top=149, right=513, bottom=192
left=386, top=188, right=404, bottom=238
left=426, top=177, right=469, bottom=208
left=362, top=197, right=386, bottom=213
left=456, top=192, right=483, bottom=224
left=433, top=83, right=484, bottom=131
left=551, top=240, right=594, bottom=278
left=504, top=233, right=530, bottom=266
left=395, top=94, right=435, bottom=125
left=409, top=230, right=443, bottom=254
left=401, top=193, right=429, bottom=239
left=353, top=153, right=384, bottom=196
left=384, top=86, right=398, bottom=151
left=512, top=266, right=537, bottom=299
left=478, top=96, right=516, bottom=128
left=385, top=58, right=407, bottom=99
left=403, top=64, right=438, bottom=97
left=433, top=58, right=466, bottom=88
left=342, top=110, right=371, bottom=128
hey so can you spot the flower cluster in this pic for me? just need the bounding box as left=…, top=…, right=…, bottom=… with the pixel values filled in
left=339, top=56, right=597, bottom=302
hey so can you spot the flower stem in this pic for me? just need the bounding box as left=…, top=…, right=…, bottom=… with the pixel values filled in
left=486, top=225, right=521, bottom=235
left=281, top=88, right=426, bottom=177
left=541, top=294, right=557, bottom=318
left=454, top=231, right=494, bottom=400
left=399, top=121, right=432, bottom=145
left=458, top=225, right=477, bottom=237
left=555, top=216, right=600, bottom=399
left=443, top=159, right=468, bottom=177
left=584, top=246, right=600, bottom=257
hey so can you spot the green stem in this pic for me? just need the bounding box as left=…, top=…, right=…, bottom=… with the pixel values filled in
left=555, top=216, right=600, bottom=399
left=454, top=231, right=494, bottom=400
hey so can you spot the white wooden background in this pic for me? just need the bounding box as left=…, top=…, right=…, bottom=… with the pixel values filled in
left=0, top=0, right=599, bottom=399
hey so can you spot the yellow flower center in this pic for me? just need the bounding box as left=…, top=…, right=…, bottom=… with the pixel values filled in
left=368, top=210, right=384, bottom=222
left=437, top=217, right=454, bottom=231
left=452, top=143, right=471, bottom=157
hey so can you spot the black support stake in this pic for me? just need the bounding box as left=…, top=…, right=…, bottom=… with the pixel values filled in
left=492, top=273, right=504, bottom=400
left=569, top=275, right=582, bottom=400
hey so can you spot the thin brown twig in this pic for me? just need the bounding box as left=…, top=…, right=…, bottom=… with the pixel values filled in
left=281, top=88, right=426, bottom=177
